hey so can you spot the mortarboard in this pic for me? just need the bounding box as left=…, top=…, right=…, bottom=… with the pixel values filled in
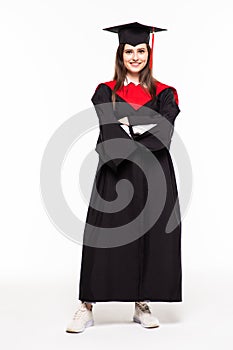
left=102, top=22, right=167, bottom=70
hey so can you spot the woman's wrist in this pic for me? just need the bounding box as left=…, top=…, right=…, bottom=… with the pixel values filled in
left=118, top=116, right=129, bottom=125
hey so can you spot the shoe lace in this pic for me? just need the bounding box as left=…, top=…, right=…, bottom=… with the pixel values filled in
left=135, top=302, right=151, bottom=313
left=72, top=309, right=83, bottom=320
left=72, top=304, right=88, bottom=320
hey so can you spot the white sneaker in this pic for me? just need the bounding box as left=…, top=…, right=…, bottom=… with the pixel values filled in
left=133, top=302, right=160, bottom=328
left=66, top=302, right=94, bottom=333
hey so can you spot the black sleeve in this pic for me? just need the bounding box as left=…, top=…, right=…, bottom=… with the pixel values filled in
left=91, top=83, right=138, bottom=173
left=127, top=88, right=181, bottom=151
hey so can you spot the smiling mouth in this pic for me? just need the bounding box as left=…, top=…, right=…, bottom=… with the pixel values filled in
left=130, top=62, right=141, bottom=66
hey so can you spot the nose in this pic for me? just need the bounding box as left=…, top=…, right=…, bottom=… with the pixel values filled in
left=132, top=51, right=139, bottom=61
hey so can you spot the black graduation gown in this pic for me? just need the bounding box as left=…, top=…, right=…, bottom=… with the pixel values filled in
left=78, top=81, right=182, bottom=303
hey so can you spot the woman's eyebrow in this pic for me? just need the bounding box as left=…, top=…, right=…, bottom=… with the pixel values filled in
left=124, top=48, right=146, bottom=51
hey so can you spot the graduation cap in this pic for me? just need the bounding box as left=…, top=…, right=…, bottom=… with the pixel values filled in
left=103, top=22, right=167, bottom=70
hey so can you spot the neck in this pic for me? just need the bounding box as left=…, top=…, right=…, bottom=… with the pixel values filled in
left=126, top=72, right=140, bottom=83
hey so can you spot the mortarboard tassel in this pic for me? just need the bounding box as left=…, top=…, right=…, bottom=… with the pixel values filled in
left=149, top=27, right=155, bottom=71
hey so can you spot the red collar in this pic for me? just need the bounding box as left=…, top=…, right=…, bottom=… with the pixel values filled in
left=96, top=80, right=179, bottom=110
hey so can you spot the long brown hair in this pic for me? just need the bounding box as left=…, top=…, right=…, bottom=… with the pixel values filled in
left=112, top=43, right=158, bottom=103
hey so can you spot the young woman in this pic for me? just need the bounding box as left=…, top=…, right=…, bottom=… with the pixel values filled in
left=66, top=22, right=182, bottom=333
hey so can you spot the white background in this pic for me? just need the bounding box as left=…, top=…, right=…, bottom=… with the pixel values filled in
left=0, top=0, right=233, bottom=348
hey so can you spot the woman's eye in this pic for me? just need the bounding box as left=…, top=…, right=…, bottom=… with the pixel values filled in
left=124, top=50, right=145, bottom=54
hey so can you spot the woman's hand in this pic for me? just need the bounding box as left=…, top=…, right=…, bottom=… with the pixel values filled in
left=118, top=116, right=129, bottom=126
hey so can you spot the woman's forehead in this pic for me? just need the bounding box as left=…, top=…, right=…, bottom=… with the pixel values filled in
left=124, top=43, right=147, bottom=49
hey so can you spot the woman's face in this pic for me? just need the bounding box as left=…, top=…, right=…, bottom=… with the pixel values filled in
left=123, top=43, right=148, bottom=74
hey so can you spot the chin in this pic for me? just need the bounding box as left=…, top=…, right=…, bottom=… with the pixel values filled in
left=127, top=65, right=146, bottom=74
left=127, top=67, right=142, bottom=74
